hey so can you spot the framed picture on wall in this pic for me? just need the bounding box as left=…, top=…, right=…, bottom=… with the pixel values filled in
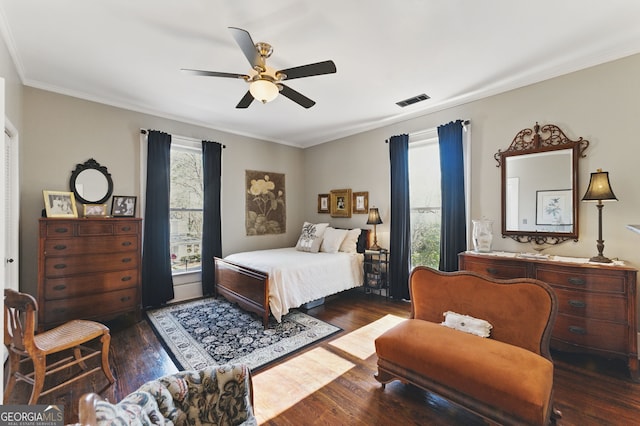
left=330, top=188, right=352, bottom=218
left=43, top=190, right=78, bottom=218
left=352, top=191, right=368, bottom=214
left=318, top=193, right=330, bottom=213
left=536, top=189, right=573, bottom=225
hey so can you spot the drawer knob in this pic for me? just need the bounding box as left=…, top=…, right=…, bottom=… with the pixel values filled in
left=53, top=264, right=67, bottom=269
left=120, top=296, right=131, bottom=302
left=567, top=277, right=586, bottom=285
left=53, top=284, right=67, bottom=291
left=55, top=228, right=68, bottom=233
left=486, top=268, right=499, bottom=275
left=568, top=326, right=587, bottom=335
left=122, top=241, right=132, bottom=247
left=121, top=276, right=132, bottom=282
left=53, top=244, right=67, bottom=250
left=121, top=226, right=131, bottom=231
left=122, top=258, right=132, bottom=263
left=568, top=300, right=586, bottom=308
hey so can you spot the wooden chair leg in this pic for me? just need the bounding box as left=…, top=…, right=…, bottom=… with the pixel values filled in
left=28, top=355, right=47, bottom=405
left=3, top=353, right=20, bottom=403
left=100, top=332, right=115, bottom=384
left=74, top=346, right=89, bottom=370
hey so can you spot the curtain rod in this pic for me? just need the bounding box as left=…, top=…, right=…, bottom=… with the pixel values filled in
left=140, top=129, right=226, bottom=148
left=385, top=120, right=470, bottom=143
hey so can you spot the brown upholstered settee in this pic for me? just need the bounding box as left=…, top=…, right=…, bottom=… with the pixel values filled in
left=375, top=267, right=560, bottom=425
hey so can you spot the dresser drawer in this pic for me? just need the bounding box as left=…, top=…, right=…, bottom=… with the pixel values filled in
left=43, top=288, right=138, bottom=325
left=77, top=221, right=115, bottom=236
left=553, top=287, right=626, bottom=323
left=552, top=314, right=628, bottom=354
left=114, top=221, right=140, bottom=235
left=536, top=266, right=625, bottom=293
left=44, top=235, right=138, bottom=256
left=44, top=269, right=139, bottom=300
left=45, top=221, right=75, bottom=238
left=460, top=258, right=528, bottom=279
left=45, top=253, right=138, bottom=277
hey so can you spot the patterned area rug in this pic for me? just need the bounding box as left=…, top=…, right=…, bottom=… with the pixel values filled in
left=146, top=297, right=341, bottom=371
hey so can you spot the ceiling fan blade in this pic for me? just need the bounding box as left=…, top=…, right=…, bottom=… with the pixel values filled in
left=277, top=60, right=337, bottom=81
left=181, top=68, right=248, bottom=79
left=279, top=84, right=316, bottom=108
left=236, top=91, right=254, bottom=109
left=228, top=27, right=261, bottom=69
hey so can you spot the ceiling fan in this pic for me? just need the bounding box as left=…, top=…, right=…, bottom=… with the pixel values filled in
left=182, top=27, right=337, bottom=109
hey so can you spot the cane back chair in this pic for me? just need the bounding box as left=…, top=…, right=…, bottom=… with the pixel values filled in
left=4, top=288, right=116, bottom=404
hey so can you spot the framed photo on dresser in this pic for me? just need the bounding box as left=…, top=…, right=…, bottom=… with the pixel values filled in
left=43, top=190, right=78, bottom=218
left=111, top=195, right=137, bottom=217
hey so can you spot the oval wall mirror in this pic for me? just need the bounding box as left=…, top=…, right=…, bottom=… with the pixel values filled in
left=69, top=158, right=113, bottom=204
left=495, top=123, right=589, bottom=245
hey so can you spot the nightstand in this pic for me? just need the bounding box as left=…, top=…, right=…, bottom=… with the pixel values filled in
left=364, top=249, right=389, bottom=297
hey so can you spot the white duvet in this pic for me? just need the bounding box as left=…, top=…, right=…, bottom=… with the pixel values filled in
left=224, top=247, right=364, bottom=322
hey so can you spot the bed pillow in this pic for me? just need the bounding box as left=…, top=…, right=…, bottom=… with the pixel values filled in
left=295, top=222, right=329, bottom=253
left=339, top=228, right=362, bottom=253
left=321, top=227, right=349, bottom=253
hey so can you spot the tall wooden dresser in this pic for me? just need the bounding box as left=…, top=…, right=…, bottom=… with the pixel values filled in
left=459, top=251, right=638, bottom=380
left=37, top=217, right=142, bottom=331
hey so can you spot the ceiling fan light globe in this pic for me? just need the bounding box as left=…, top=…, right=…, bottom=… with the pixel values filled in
left=249, top=79, right=279, bottom=103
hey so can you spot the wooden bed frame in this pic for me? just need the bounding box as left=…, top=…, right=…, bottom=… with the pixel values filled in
left=214, top=229, right=369, bottom=328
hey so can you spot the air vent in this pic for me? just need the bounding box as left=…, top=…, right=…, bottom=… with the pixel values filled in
left=396, top=93, right=430, bottom=108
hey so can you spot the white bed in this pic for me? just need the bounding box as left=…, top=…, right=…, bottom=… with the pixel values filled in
left=214, top=226, right=369, bottom=327
left=224, top=247, right=364, bottom=322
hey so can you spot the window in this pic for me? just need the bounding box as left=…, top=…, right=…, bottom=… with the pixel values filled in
left=409, top=135, right=441, bottom=269
left=169, top=139, right=203, bottom=274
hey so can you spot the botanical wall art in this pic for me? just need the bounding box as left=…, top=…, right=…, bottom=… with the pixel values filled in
left=352, top=191, right=368, bottom=214
left=536, top=189, right=573, bottom=225
left=246, top=170, right=286, bottom=235
left=318, top=193, right=330, bottom=213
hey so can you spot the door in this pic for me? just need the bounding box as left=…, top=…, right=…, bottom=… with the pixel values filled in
left=4, top=119, right=19, bottom=291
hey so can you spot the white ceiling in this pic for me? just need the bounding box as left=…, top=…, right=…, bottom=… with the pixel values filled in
left=2, top=1, right=640, bottom=148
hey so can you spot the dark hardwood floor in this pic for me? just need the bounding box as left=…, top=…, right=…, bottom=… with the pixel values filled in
left=5, top=289, right=640, bottom=425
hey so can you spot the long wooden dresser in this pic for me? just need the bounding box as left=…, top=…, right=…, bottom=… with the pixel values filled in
left=37, top=217, right=142, bottom=331
left=459, top=251, right=638, bottom=380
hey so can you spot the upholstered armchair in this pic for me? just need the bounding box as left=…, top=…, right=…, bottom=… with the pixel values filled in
left=78, top=364, right=256, bottom=425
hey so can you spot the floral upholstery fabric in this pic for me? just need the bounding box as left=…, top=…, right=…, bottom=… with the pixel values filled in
left=94, top=364, right=256, bottom=426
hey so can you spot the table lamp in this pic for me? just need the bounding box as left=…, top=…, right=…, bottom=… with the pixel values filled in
left=367, top=207, right=383, bottom=250
left=581, top=168, right=618, bottom=263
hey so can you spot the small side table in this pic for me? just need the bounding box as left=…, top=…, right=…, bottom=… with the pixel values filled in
left=364, top=249, right=389, bottom=298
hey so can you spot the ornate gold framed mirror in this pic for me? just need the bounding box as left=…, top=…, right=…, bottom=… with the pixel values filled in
left=495, top=122, right=589, bottom=245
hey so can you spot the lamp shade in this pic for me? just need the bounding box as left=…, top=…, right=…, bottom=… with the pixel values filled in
left=249, top=79, right=279, bottom=104
left=367, top=207, right=382, bottom=225
left=582, top=169, right=618, bottom=202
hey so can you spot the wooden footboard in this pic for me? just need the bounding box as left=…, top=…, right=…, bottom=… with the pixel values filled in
left=214, top=257, right=270, bottom=327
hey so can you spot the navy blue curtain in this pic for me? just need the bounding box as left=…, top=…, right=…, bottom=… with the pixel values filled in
left=141, top=130, right=174, bottom=307
left=201, top=141, right=223, bottom=296
left=388, top=134, right=411, bottom=300
left=438, top=120, right=467, bottom=271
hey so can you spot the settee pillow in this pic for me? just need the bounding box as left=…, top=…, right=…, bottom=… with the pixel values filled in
left=295, top=222, right=329, bottom=253
left=441, top=311, right=493, bottom=338
left=339, top=228, right=362, bottom=253
left=320, top=227, right=348, bottom=253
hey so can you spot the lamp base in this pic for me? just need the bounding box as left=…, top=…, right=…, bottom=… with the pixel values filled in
left=589, top=254, right=613, bottom=263
left=369, top=243, right=382, bottom=251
